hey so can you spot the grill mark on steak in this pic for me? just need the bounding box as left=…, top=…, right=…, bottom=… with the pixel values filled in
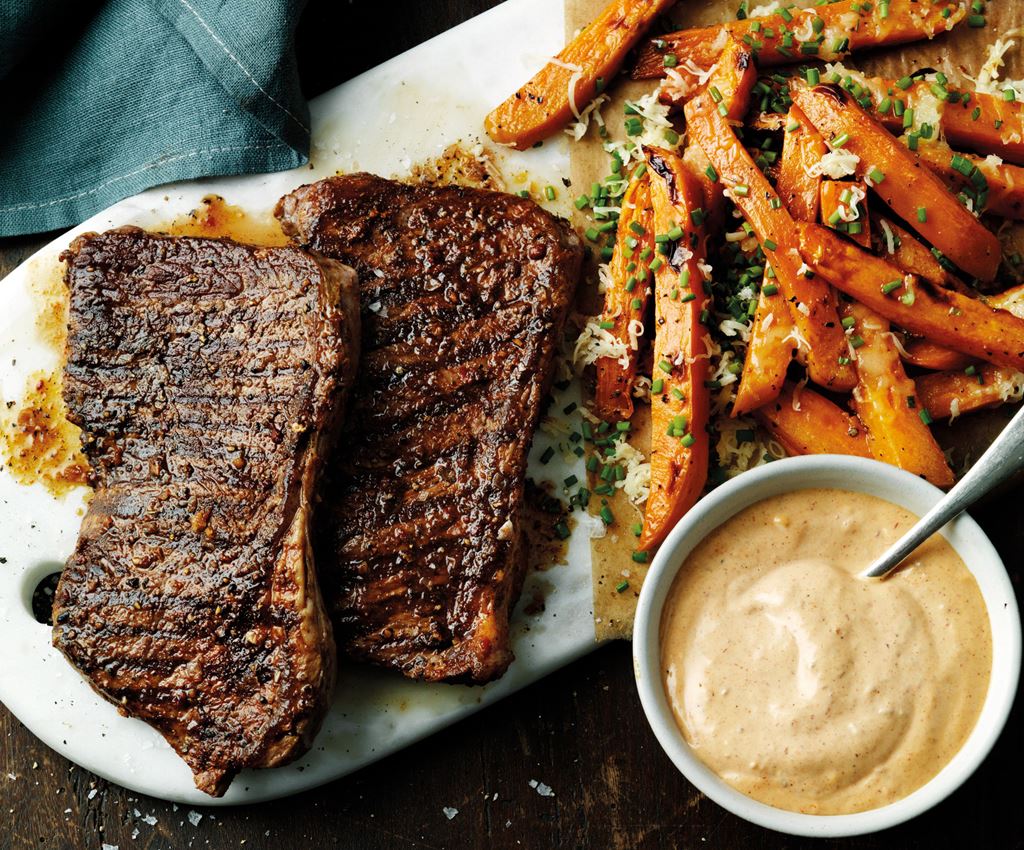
left=275, top=173, right=582, bottom=683
left=52, top=228, right=360, bottom=796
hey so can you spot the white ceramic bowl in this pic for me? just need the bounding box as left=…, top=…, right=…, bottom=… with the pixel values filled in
left=632, top=455, right=1021, bottom=837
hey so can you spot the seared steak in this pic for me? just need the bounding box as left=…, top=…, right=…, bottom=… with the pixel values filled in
left=276, top=174, right=582, bottom=683
left=52, top=228, right=359, bottom=796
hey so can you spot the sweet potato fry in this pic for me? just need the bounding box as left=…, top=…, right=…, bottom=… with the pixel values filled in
left=843, top=301, right=954, bottom=487
left=917, top=143, right=1024, bottom=220
left=791, top=84, right=1001, bottom=282
left=916, top=364, right=1024, bottom=420
left=908, top=286, right=1024, bottom=374
left=632, top=0, right=964, bottom=83
left=820, top=179, right=871, bottom=248
left=798, top=222, right=1024, bottom=372
left=593, top=170, right=655, bottom=421
left=732, top=281, right=796, bottom=416
left=871, top=214, right=960, bottom=289
left=777, top=105, right=826, bottom=223
left=639, top=146, right=712, bottom=552
left=685, top=60, right=857, bottom=392
left=782, top=71, right=1024, bottom=166
left=753, top=381, right=871, bottom=458
left=940, top=86, right=1024, bottom=165
left=484, top=0, right=676, bottom=150
left=899, top=338, right=974, bottom=372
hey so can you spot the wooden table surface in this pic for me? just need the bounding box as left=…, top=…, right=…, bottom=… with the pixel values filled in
left=1, top=2, right=1021, bottom=848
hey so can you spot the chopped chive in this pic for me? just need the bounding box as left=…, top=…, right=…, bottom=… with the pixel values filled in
left=600, top=505, right=614, bottom=525
left=841, top=316, right=856, bottom=329
left=832, top=132, right=850, bottom=148
left=663, top=53, right=678, bottom=68
left=881, top=280, right=902, bottom=294
left=616, top=579, right=631, bottom=592
left=763, top=238, right=778, bottom=251
left=598, top=320, right=615, bottom=330
left=690, top=208, right=705, bottom=227
left=658, top=359, right=673, bottom=373
left=651, top=378, right=664, bottom=394
left=896, top=75, right=913, bottom=90
left=916, top=206, right=927, bottom=222
left=919, top=408, right=934, bottom=425
left=763, top=283, right=779, bottom=296
left=868, top=167, right=886, bottom=183
left=574, top=194, right=590, bottom=210
left=666, top=225, right=684, bottom=240
left=732, top=184, right=750, bottom=197
left=540, top=446, right=555, bottom=464
left=967, top=13, right=986, bottom=26
left=705, top=164, right=719, bottom=182
left=680, top=292, right=697, bottom=302
left=849, top=335, right=865, bottom=349
left=680, top=433, right=696, bottom=447
left=1004, top=88, right=1017, bottom=102
left=545, top=185, right=556, bottom=201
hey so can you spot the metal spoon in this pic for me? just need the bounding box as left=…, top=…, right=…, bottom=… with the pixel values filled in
left=862, top=402, right=1024, bottom=579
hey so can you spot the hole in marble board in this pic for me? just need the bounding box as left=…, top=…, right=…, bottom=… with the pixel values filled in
left=26, top=567, right=63, bottom=625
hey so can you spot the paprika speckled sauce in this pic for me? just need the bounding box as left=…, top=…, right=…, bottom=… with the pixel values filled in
left=660, top=488, right=991, bottom=815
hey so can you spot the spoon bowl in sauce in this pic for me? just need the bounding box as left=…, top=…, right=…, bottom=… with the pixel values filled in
left=633, top=455, right=1021, bottom=838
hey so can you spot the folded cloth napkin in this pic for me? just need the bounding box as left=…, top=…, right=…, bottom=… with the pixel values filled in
left=0, top=0, right=310, bottom=237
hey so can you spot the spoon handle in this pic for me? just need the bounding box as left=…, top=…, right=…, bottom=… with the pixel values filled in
left=863, top=402, right=1024, bottom=579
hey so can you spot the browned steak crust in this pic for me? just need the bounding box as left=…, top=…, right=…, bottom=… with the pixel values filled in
left=52, top=228, right=360, bottom=796
left=275, top=174, right=582, bottom=684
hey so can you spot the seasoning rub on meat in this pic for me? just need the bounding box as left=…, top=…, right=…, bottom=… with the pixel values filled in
left=277, top=175, right=582, bottom=683
left=52, top=228, right=360, bottom=796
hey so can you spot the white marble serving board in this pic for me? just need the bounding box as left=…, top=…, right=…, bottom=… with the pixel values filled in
left=0, top=0, right=602, bottom=805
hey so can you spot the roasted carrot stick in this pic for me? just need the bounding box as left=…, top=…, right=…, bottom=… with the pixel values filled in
left=916, top=143, right=1024, bottom=220
left=900, top=338, right=974, bottom=372
left=632, top=0, right=964, bottom=82
left=732, top=280, right=796, bottom=416
left=843, top=301, right=954, bottom=487
left=685, top=53, right=857, bottom=392
left=791, top=84, right=1001, bottom=282
left=484, top=0, right=676, bottom=150
left=753, top=381, right=871, bottom=458
left=820, top=179, right=872, bottom=248
left=639, top=146, right=712, bottom=552
left=593, top=170, right=655, bottom=422
left=916, top=364, right=1024, bottom=420
left=776, top=105, right=826, bottom=223
left=798, top=222, right=1024, bottom=372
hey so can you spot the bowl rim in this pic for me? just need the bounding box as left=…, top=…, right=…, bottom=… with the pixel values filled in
left=632, top=454, right=1022, bottom=838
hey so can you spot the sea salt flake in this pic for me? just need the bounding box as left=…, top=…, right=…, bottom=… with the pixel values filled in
left=442, top=806, right=459, bottom=820
left=188, top=810, right=203, bottom=826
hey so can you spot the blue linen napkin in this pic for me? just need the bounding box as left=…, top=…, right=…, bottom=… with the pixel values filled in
left=0, top=0, right=310, bottom=237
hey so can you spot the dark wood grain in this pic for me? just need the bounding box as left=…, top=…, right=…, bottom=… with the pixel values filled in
left=1, top=2, right=1021, bottom=849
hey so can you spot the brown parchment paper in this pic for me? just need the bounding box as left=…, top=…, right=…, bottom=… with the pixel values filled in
left=566, top=0, right=1024, bottom=641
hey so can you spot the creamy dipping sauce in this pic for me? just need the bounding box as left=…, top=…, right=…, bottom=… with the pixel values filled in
left=660, top=488, right=992, bottom=815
